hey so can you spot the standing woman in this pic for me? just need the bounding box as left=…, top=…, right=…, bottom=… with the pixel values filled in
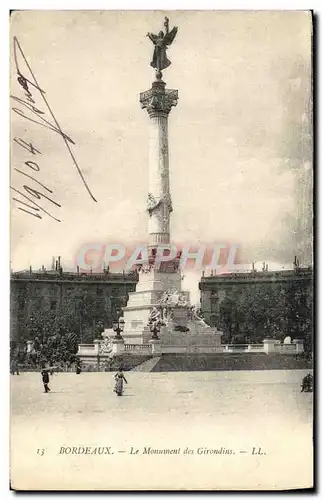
left=114, top=368, right=128, bottom=396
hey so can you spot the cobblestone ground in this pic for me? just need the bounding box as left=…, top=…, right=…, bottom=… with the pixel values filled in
left=11, top=370, right=313, bottom=490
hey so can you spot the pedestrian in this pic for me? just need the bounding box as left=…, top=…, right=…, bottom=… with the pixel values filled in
left=76, top=361, right=82, bottom=374
left=41, top=367, right=51, bottom=393
left=114, top=368, right=128, bottom=396
left=10, top=359, right=19, bottom=375
left=301, top=373, right=313, bottom=393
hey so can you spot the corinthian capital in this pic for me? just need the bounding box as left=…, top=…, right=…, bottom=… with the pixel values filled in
left=140, top=87, right=178, bottom=116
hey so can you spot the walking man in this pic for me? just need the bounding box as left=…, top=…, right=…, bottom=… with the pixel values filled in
left=41, top=367, right=51, bottom=393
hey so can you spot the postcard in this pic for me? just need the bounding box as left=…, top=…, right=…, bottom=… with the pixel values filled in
left=10, top=10, right=313, bottom=491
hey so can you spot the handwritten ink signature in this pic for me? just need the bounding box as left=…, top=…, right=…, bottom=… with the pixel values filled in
left=10, top=36, right=97, bottom=222
left=11, top=137, right=62, bottom=222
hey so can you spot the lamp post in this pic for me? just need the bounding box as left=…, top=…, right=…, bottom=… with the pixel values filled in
left=96, top=320, right=104, bottom=338
left=112, top=316, right=125, bottom=340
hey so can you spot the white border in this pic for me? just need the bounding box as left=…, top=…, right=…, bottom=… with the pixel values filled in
left=3, top=2, right=320, bottom=498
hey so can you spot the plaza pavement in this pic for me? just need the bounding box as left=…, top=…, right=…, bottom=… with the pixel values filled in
left=10, top=370, right=313, bottom=490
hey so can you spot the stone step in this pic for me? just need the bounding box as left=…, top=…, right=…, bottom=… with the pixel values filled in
left=131, top=356, right=162, bottom=372
left=151, top=354, right=314, bottom=372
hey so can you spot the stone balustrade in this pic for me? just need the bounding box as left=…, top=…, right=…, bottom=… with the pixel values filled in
left=56, top=339, right=307, bottom=359
left=77, top=344, right=97, bottom=356
left=162, top=345, right=223, bottom=354
left=32, top=337, right=305, bottom=364
left=223, top=344, right=264, bottom=353
left=124, top=344, right=152, bottom=354
left=220, top=341, right=304, bottom=355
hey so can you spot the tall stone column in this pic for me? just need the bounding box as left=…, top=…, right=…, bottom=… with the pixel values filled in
left=140, top=78, right=178, bottom=247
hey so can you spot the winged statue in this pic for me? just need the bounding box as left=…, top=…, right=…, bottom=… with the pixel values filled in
left=146, top=17, right=178, bottom=72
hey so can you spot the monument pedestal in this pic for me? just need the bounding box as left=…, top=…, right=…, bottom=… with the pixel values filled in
left=122, top=266, right=190, bottom=344
left=149, top=339, right=162, bottom=356
left=122, top=262, right=223, bottom=349
left=112, top=337, right=125, bottom=356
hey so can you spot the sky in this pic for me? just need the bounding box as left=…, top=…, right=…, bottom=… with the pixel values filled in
left=10, top=10, right=313, bottom=302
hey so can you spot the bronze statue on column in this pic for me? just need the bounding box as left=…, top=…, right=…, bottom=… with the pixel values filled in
left=146, top=17, right=178, bottom=78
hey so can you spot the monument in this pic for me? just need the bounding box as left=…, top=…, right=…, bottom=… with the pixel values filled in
left=118, top=18, right=223, bottom=352
left=77, top=18, right=222, bottom=363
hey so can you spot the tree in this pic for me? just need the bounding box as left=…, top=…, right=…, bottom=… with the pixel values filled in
left=24, top=288, right=113, bottom=366
left=217, top=281, right=312, bottom=345
left=68, top=290, right=107, bottom=343
left=218, top=295, right=235, bottom=343
left=26, top=306, right=80, bottom=366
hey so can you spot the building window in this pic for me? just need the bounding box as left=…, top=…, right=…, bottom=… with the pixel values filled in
left=211, top=298, right=219, bottom=312
left=50, top=299, right=57, bottom=310
left=18, top=296, right=25, bottom=311
left=34, top=297, right=42, bottom=309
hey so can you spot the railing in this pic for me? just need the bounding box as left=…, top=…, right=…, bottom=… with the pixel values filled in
left=201, top=268, right=313, bottom=281
left=124, top=344, right=151, bottom=353
left=225, top=344, right=248, bottom=349
left=223, top=344, right=264, bottom=353
left=276, top=344, right=299, bottom=354
left=77, top=341, right=303, bottom=357
left=247, top=344, right=264, bottom=351
left=162, top=345, right=223, bottom=354
left=223, top=344, right=248, bottom=352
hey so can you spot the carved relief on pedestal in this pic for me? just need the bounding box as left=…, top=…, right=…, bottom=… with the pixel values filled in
left=159, top=289, right=189, bottom=308
left=99, top=336, right=114, bottom=355
left=190, top=305, right=210, bottom=328
left=147, top=306, right=166, bottom=328
left=138, top=264, right=153, bottom=274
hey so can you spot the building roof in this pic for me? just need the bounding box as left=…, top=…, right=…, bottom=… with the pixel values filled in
left=10, top=269, right=138, bottom=284
left=199, top=267, right=313, bottom=288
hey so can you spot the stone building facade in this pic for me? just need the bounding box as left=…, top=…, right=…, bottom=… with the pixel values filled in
left=199, top=265, right=313, bottom=343
left=10, top=267, right=138, bottom=345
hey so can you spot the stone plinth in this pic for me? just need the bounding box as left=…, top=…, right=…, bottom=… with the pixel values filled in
left=263, top=339, right=280, bottom=354
left=112, top=337, right=125, bottom=356
left=149, top=339, right=162, bottom=356
left=160, top=326, right=222, bottom=348
left=293, top=339, right=305, bottom=354
left=93, top=339, right=101, bottom=355
left=134, top=268, right=182, bottom=294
